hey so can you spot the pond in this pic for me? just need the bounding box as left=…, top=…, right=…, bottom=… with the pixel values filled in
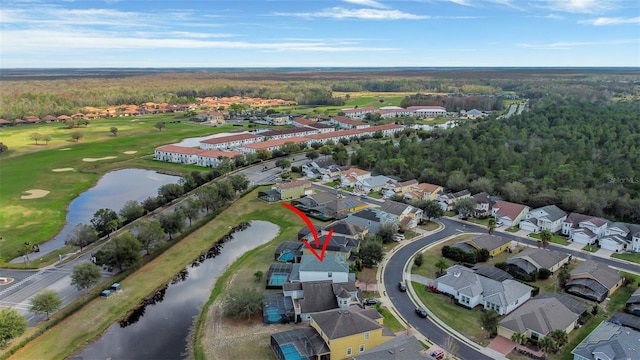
left=72, top=220, right=279, bottom=360
left=13, top=169, right=180, bottom=262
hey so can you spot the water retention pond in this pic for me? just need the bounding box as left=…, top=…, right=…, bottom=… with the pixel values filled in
left=72, top=220, right=279, bottom=360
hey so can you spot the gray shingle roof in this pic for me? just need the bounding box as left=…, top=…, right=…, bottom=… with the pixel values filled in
left=506, top=248, right=570, bottom=272
left=467, top=234, right=511, bottom=252
left=380, top=200, right=411, bottom=216
left=570, top=261, right=622, bottom=290
left=571, top=321, right=640, bottom=360
left=535, top=205, right=568, bottom=222
left=311, top=305, right=383, bottom=340
left=299, top=281, right=338, bottom=313
left=299, top=254, right=349, bottom=273
left=353, top=335, right=428, bottom=360
left=350, top=208, right=383, bottom=222
left=499, top=297, right=578, bottom=335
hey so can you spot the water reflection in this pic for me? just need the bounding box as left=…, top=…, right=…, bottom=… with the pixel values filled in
left=74, top=220, right=278, bottom=360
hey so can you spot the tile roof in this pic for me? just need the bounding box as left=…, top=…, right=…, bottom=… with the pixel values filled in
left=331, top=116, right=369, bottom=126
left=278, top=179, right=310, bottom=190
left=200, top=133, right=259, bottom=145
left=243, top=136, right=310, bottom=149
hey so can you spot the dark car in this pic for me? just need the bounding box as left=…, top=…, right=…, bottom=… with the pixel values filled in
left=415, top=307, right=428, bottom=318
left=398, top=281, right=407, bottom=292
left=364, top=298, right=379, bottom=306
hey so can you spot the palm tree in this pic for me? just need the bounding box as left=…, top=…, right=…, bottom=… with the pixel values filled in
left=435, top=258, right=449, bottom=275
left=549, top=329, right=568, bottom=349
left=487, top=218, right=496, bottom=235
left=538, top=336, right=557, bottom=354
left=511, top=332, right=526, bottom=345
left=540, top=229, right=552, bottom=248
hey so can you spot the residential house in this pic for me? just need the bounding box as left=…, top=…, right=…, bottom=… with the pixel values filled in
left=492, top=200, right=530, bottom=227
left=258, top=179, right=312, bottom=202
left=498, top=295, right=582, bottom=343
left=154, top=145, right=241, bottom=167
left=436, top=189, right=471, bottom=211
left=0, top=119, right=10, bottom=126
left=340, top=168, right=371, bottom=188
left=519, top=205, right=567, bottom=233
left=571, top=321, right=640, bottom=360
left=352, top=335, right=430, bottom=360
left=506, top=248, right=571, bottom=275
left=264, top=115, right=290, bottom=126
left=472, top=192, right=494, bottom=218
left=562, top=213, right=608, bottom=246
left=325, top=220, right=368, bottom=240
left=599, top=222, right=640, bottom=253
left=293, top=254, right=353, bottom=283
left=404, top=183, right=443, bottom=202
left=330, top=116, right=370, bottom=130
left=309, top=306, right=395, bottom=359
left=302, top=161, right=325, bottom=179
left=355, top=175, right=395, bottom=194
left=240, top=136, right=311, bottom=154
left=378, top=200, right=423, bottom=229
left=278, top=179, right=312, bottom=201
left=260, top=128, right=319, bottom=140
left=626, top=287, right=640, bottom=316
left=195, top=149, right=243, bottom=168
left=293, top=192, right=367, bottom=220
left=282, top=280, right=360, bottom=322
left=463, top=109, right=487, bottom=119
left=436, top=265, right=533, bottom=315
left=300, top=234, right=361, bottom=261
left=565, top=261, right=624, bottom=302
left=453, top=234, right=512, bottom=257
left=346, top=208, right=396, bottom=234
left=408, top=105, right=447, bottom=118
left=610, top=311, right=640, bottom=332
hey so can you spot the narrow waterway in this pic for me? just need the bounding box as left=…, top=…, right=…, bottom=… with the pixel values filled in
left=72, top=220, right=279, bottom=360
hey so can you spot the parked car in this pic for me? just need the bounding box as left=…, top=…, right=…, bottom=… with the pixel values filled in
left=496, top=220, right=504, bottom=226
left=398, top=281, right=407, bottom=292
left=415, top=307, right=428, bottom=318
left=430, top=349, right=445, bottom=359
left=360, top=194, right=367, bottom=200
left=364, top=298, right=379, bottom=306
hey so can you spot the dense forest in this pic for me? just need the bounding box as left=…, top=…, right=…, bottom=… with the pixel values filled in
left=1, top=68, right=637, bottom=119
left=351, top=97, right=640, bottom=223
left=399, top=93, right=505, bottom=112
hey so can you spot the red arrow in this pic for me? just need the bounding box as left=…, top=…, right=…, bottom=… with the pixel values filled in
left=282, top=203, right=333, bottom=262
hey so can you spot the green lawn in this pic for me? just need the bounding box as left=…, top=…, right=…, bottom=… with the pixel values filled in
left=413, top=282, right=489, bottom=346
left=0, top=116, right=243, bottom=262
left=611, top=252, right=640, bottom=264
left=377, top=306, right=406, bottom=333
left=528, top=232, right=570, bottom=246
left=582, top=245, right=598, bottom=252
left=419, top=221, right=440, bottom=232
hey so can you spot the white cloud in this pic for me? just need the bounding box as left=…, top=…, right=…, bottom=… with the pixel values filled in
left=447, top=0, right=474, bottom=6
left=540, top=0, right=618, bottom=14
left=517, top=38, right=639, bottom=49
left=273, top=7, right=428, bottom=20
left=342, top=0, right=387, bottom=9
left=580, top=17, right=640, bottom=26
left=0, top=29, right=395, bottom=53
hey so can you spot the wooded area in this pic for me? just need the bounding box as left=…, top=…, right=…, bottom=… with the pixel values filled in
left=351, top=96, right=640, bottom=223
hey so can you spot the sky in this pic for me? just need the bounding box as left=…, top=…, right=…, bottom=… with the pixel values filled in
left=0, top=0, right=639, bottom=68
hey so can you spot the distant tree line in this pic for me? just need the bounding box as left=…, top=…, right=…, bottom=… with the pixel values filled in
left=350, top=97, right=640, bottom=223
left=399, top=94, right=505, bottom=112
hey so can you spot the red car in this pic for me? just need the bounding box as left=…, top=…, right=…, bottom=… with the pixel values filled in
left=430, top=349, right=445, bottom=359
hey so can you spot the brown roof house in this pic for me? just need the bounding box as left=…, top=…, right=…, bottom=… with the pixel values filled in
left=492, top=200, right=530, bottom=227
left=453, top=234, right=512, bottom=257
left=561, top=213, right=608, bottom=246
left=565, top=260, right=624, bottom=302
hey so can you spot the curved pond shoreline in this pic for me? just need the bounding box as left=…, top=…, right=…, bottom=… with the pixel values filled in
left=72, top=220, right=279, bottom=360
left=11, top=169, right=180, bottom=263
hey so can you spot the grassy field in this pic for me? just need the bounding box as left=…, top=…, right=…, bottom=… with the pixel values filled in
left=0, top=115, right=242, bottom=262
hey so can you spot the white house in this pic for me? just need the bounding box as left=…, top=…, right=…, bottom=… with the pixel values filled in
left=519, top=205, right=567, bottom=233
left=340, top=167, right=371, bottom=187
left=354, top=175, right=395, bottom=194
left=436, top=265, right=532, bottom=315
left=330, top=116, right=370, bottom=129
left=154, top=145, right=202, bottom=164
left=294, top=254, right=351, bottom=283
left=562, top=213, right=608, bottom=245
left=599, top=223, right=640, bottom=253
left=199, top=133, right=261, bottom=150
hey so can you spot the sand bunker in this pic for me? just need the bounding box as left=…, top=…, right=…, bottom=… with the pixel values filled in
left=59, top=148, right=71, bottom=151
left=82, top=156, right=117, bottom=162
left=123, top=151, right=138, bottom=155
left=21, top=189, right=50, bottom=199
left=52, top=167, right=75, bottom=172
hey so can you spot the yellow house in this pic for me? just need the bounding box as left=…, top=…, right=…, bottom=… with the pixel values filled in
left=310, top=306, right=395, bottom=360
left=464, top=234, right=511, bottom=257
left=277, top=179, right=312, bottom=200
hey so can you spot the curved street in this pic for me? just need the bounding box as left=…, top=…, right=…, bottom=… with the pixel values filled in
left=381, top=217, right=640, bottom=360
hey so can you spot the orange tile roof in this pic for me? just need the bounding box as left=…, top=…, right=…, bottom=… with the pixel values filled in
left=200, top=133, right=259, bottom=145
left=243, top=136, right=310, bottom=149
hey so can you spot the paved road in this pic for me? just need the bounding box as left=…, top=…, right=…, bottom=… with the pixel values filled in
left=383, top=217, right=640, bottom=360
